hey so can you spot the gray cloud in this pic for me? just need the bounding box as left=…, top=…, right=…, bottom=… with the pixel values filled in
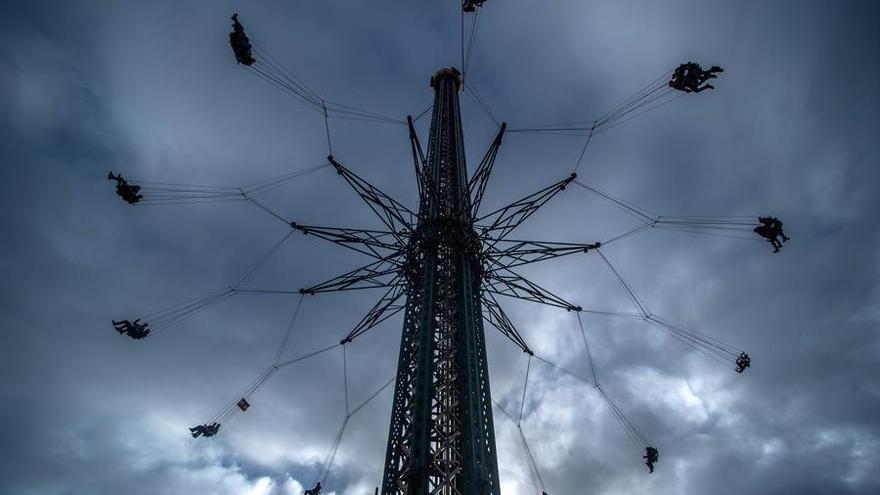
left=2, top=0, right=879, bottom=494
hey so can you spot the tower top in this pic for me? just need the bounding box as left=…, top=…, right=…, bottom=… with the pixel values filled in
left=430, top=67, right=462, bottom=92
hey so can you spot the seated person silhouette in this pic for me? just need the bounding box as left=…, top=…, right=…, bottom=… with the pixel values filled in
left=735, top=352, right=751, bottom=373
left=108, top=172, right=143, bottom=204
left=304, top=481, right=322, bottom=495
left=463, top=1, right=487, bottom=12
left=760, top=216, right=789, bottom=241
left=112, top=319, right=150, bottom=339
left=229, top=14, right=256, bottom=66
left=189, top=422, right=221, bottom=438
left=669, top=62, right=723, bottom=93
left=754, top=216, right=789, bottom=252
left=644, top=446, right=659, bottom=473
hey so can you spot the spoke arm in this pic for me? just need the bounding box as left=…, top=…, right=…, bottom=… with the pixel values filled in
left=300, top=256, right=404, bottom=294
left=484, top=238, right=601, bottom=270
left=467, top=122, right=507, bottom=218
left=328, top=155, right=415, bottom=237
left=340, top=276, right=407, bottom=344
left=481, top=291, right=533, bottom=353
left=407, top=115, right=427, bottom=200
left=290, top=222, right=405, bottom=259
left=477, top=173, right=577, bottom=242
left=483, top=268, right=582, bottom=312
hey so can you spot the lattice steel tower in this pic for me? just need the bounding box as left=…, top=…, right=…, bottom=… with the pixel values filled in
left=109, top=12, right=762, bottom=495
left=382, top=67, right=500, bottom=495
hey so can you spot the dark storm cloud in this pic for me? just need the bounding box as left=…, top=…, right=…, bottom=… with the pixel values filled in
left=2, top=1, right=879, bottom=494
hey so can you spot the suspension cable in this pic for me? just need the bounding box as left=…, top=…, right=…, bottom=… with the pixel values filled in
left=240, top=191, right=293, bottom=227
left=572, top=180, right=657, bottom=223
left=493, top=399, right=546, bottom=495
left=322, top=99, right=334, bottom=156
left=412, top=102, right=433, bottom=123
left=596, top=248, right=649, bottom=317
left=576, top=312, right=598, bottom=387
left=509, top=69, right=675, bottom=137
left=343, top=344, right=350, bottom=415
left=126, top=230, right=296, bottom=337
left=518, top=424, right=546, bottom=494
left=532, top=355, right=650, bottom=454
left=130, top=163, right=330, bottom=206
left=231, top=230, right=297, bottom=288
left=246, top=43, right=406, bottom=126
left=518, top=355, right=532, bottom=425
left=460, top=8, right=465, bottom=82
left=273, top=294, right=306, bottom=366
left=464, top=81, right=501, bottom=128
left=314, top=374, right=395, bottom=488
left=463, top=8, right=482, bottom=76
left=572, top=180, right=767, bottom=245
left=592, top=251, right=747, bottom=368
left=573, top=120, right=598, bottom=173
left=315, top=416, right=349, bottom=487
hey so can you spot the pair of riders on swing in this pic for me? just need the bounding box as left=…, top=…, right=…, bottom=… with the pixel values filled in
left=189, top=422, right=221, bottom=438
left=112, top=318, right=149, bottom=339
left=754, top=216, right=790, bottom=253
left=668, top=62, right=724, bottom=93
left=229, top=13, right=256, bottom=66
left=108, top=172, right=142, bottom=205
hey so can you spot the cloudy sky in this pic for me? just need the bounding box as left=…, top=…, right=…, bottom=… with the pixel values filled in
left=2, top=1, right=879, bottom=494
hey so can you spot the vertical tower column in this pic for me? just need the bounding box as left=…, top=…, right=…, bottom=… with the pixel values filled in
left=382, top=68, right=500, bottom=495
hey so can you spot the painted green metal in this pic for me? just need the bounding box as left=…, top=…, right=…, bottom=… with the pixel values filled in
left=381, top=68, right=500, bottom=495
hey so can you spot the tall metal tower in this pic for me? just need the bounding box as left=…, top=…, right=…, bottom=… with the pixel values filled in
left=382, top=67, right=499, bottom=495
left=116, top=19, right=760, bottom=491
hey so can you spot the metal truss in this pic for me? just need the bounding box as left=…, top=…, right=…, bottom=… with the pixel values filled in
left=112, top=21, right=763, bottom=490
left=407, top=116, right=428, bottom=201
left=477, top=172, right=577, bottom=244
left=384, top=68, right=501, bottom=495
left=483, top=267, right=582, bottom=312
left=329, top=155, right=416, bottom=243
left=300, top=256, right=403, bottom=294
left=340, top=276, right=407, bottom=344
left=290, top=222, right=405, bottom=259
left=466, top=123, right=506, bottom=219
left=298, top=68, right=590, bottom=495
left=480, top=291, right=532, bottom=353
left=484, top=238, right=601, bottom=270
